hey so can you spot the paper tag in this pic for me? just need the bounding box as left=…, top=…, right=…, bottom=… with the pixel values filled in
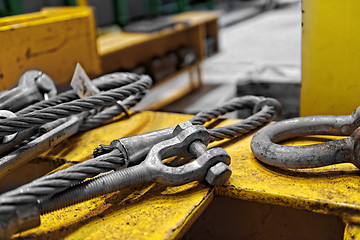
left=70, top=63, right=100, bottom=98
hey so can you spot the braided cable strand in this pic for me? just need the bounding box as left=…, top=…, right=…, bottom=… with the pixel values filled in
left=189, top=96, right=280, bottom=141
left=79, top=91, right=147, bottom=132
left=18, top=73, right=141, bottom=115
left=0, top=75, right=152, bottom=216
left=209, top=105, right=276, bottom=141
left=189, top=96, right=264, bottom=125
left=0, top=75, right=152, bottom=136
left=0, top=73, right=147, bottom=157
left=34, top=96, right=278, bottom=213
left=0, top=95, right=280, bottom=229
left=0, top=150, right=125, bottom=215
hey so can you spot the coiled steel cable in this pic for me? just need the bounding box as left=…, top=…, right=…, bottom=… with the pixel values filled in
left=0, top=151, right=124, bottom=215
left=0, top=75, right=152, bottom=136
left=11, top=82, right=146, bottom=151
left=17, top=72, right=140, bottom=115
left=189, top=96, right=280, bottom=141
left=0, top=73, right=152, bottom=213
left=208, top=105, right=276, bottom=141
left=0, top=95, right=280, bottom=218
left=79, top=91, right=147, bottom=132
left=12, top=93, right=146, bottom=148
left=0, top=73, right=150, bottom=157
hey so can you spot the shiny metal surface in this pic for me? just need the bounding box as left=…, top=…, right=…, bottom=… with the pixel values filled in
left=251, top=107, right=360, bottom=169
left=0, top=70, right=56, bottom=112
left=40, top=121, right=231, bottom=213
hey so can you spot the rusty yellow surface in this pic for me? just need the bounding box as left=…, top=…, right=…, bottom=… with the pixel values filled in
left=0, top=7, right=100, bottom=90
left=301, top=1, right=360, bottom=116
left=12, top=111, right=360, bottom=239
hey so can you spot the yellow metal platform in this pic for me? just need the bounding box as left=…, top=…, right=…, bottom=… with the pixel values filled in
left=8, top=111, right=360, bottom=239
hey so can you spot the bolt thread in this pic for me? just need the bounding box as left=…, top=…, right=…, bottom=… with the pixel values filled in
left=0, top=150, right=125, bottom=215
left=40, top=164, right=152, bottom=214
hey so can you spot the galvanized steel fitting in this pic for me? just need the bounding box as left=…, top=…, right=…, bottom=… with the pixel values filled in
left=41, top=121, right=232, bottom=214
left=0, top=70, right=56, bottom=112
left=251, top=107, right=360, bottom=169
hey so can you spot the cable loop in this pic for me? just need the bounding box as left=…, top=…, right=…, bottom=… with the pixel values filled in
left=0, top=74, right=152, bottom=136
left=0, top=95, right=281, bottom=222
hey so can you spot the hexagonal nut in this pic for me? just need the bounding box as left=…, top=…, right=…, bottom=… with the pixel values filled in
left=173, top=121, right=193, bottom=136
left=205, top=162, right=232, bottom=186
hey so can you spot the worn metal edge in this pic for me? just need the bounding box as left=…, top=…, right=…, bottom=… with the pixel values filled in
left=169, top=188, right=215, bottom=240
left=214, top=185, right=360, bottom=222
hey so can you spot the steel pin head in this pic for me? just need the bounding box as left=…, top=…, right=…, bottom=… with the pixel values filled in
left=35, top=72, right=57, bottom=98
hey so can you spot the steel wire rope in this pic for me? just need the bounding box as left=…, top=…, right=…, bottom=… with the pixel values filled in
left=0, top=96, right=281, bottom=217
left=12, top=92, right=147, bottom=149
left=189, top=96, right=280, bottom=141
left=0, top=75, right=152, bottom=136
left=17, top=72, right=141, bottom=115
left=12, top=75, right=147, bottom=149
left=0, top=73, right=152, bottom=215
left=79, top=91, right=147, bottom=132
left=0, top=151, right=124, bottom=215
left=0, top=74, right=150, bottom=156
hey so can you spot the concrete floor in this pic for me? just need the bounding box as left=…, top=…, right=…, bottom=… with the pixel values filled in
left=135, top=2, right=302, bottom=116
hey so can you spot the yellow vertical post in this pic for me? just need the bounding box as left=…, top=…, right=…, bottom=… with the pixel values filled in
left=301, top=1, right=360, bottom=116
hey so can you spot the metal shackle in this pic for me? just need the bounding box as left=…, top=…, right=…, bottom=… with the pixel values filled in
left=39, top=121, right=232, bottom=216
left=144, top=121, right=232, bottom=186
left=251, top=107, right=360, bottom=169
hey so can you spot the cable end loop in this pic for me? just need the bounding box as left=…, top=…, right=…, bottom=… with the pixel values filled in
left=254, top=97, right=282, bottom=120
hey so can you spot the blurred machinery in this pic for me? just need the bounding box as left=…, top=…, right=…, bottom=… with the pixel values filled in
left=0, top=5, right=219, bottom=109
left=0, top=0, right=215, bottom=25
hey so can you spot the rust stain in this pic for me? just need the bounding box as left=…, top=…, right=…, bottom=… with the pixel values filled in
left=25, top=37, right=68, bottom=59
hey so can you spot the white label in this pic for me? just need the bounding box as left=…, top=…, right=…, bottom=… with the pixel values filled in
left=70, top=63, right=100, bottom=98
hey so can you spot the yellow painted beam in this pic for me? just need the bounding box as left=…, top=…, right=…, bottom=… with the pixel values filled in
left=0, top=9, right=218, bottom=111
left=10, top=111, right=360, bottom=239
left=0, top=7, right=101, bottom=90
left=301, top=1, right=360, bottom=116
